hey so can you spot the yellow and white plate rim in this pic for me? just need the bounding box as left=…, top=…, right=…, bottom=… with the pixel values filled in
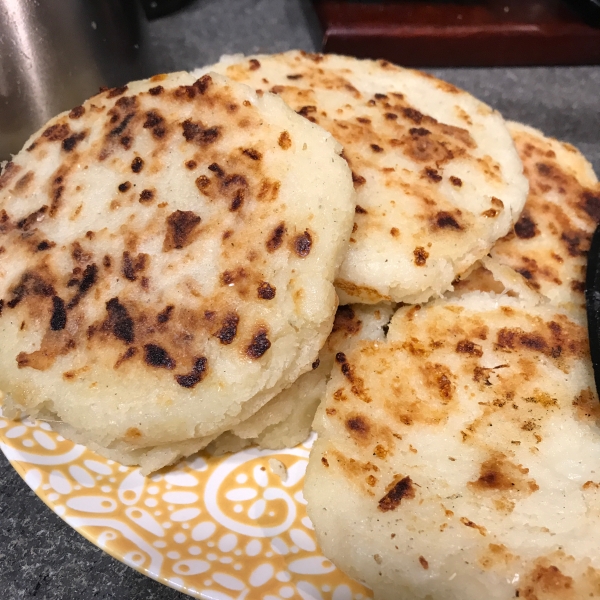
left=0, top=409, right=371, bottom=600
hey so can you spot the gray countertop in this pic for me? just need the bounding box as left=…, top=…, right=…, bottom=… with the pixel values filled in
left=1, top=1, right=599, bottom=598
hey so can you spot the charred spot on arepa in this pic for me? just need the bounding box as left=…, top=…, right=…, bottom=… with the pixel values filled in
left=378, top=476, right=415, bottom=512
left=494, top=318, right=585, bottom=361
left=514, top=213, right=537, bottom=239
left=5, top=271, right=56, bottom=309
left=266, top=222, right=286, bottom=252
left=114, top=347, right=137, bottom=369
left=144, top=343, right=175, bottom=369
left=163, top=210, right=201, bottom=251
left=208, top=162, right=225, bottom=178
left=293, top=230, right=312, bottom=257
left=351, top=172, right=366, bottom=187
left=69, top=106, right=85, bottom=119
left=0, top=162, right=21, bottom=191
left=49, top=171, right=68, bottom=217
left=422, top=167, right=442, bottom=183
left=572, top=388, right=600, bottom=423
left=220, top=268, right=247, bottom=286
left=345, top=413, right=371, bottom=438
left=139, top=189, right=155, bottom=203
left=278, top=131, right=291, bottom=149
left=181, top=119, right=220, bottom=145
left=156, top=305, right=174, bottom=324
left=193, top=74, right=212, bottom=94
left=517, top=561, right=575, bottom=600
left=12, top=170, right=35, bottom=194
left=242, top=147, right=262, bottom=160
left=413, top=246, right=429, bottom=266
left=432, top=211, right=463, bottom=231
left=332, top=305, right=362, bottom=337
left=215, top=313, right=239, bottom=345
left=62, top=131, right=87, bottom=153
left=104, top=297, right=134, bottom=344
left=257, top=178, right=281, bottom=202
left=468, top=453, right=539, bottom=497
left=42, top=122, right=71, bottom=142
left=50, top=296, right=67, bottom=330
left=560, top=231, right=587, bottom=257
left=195, top=175, right=211, bottom=195
left=17, top=205, right=48, bottom=232
left=131, top=157, right=144, bottom=173
left=581, top=190, right=600, bottom=222
left=67, top=263, right=98, bottom=309
left=143, top=109, right=167, bottom=139
left=121, top=251, right=148, bottom=282
left=100, top=95, right=139, bottom=158
left=36, top=240, right=55, bottom=252
left=297, top=105, right=317, bottom=121
left=456, top=339, right=483, bottom=357
left=257, top=281, right=276, bottom=300
left=246, top=327, right=271, bottom=359
left=175, top=356, right=208, bottom=388
left=107, top=85, right=128, bottom=99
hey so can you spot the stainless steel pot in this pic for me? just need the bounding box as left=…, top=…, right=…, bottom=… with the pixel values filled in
left=0, top=0, right=156, bottom=160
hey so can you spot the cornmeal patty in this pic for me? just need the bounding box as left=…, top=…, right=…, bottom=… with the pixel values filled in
left=306, top=276, right=600, bottom=600
left=0, top=70, right=355, bottom=472
left=200, top=51, right=528, bottom=304
left=492, top=122, right=600, bottom=311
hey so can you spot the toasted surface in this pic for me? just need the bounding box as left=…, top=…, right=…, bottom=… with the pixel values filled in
left=305, top=288, right=600, bottom=600
left=492, top=122, right=600, bottom=311
left=209, top=303, right=394, bottom=454
left=199, top=51, right=528, bottom=304
left=0, top=71, right=355, bottom=469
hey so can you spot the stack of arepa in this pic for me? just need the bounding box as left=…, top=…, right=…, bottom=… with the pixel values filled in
left=2, top=50, right=600, bottom=600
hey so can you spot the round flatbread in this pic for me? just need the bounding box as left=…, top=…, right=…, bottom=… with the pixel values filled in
left=491, top=122, right=600, bottom=311
left=199, top=51, right=528, bottom=304
left=0, top=70, right=355, bottom=471
left=305, top=280, right=600, bottom=600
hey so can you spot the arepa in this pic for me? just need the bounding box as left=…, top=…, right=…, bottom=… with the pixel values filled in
left=199, top=51, right=528, bottom=304
left=0, top=70, right=355, bottom=472
left=491, top=122, right=600, bottom=312
left=305, top=271, right=600, bottom=600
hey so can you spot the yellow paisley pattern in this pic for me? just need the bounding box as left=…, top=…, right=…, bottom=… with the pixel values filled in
left=0, top=412, right=372, bottom=600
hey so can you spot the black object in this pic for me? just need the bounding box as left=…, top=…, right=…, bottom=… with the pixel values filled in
left=585, top=224, right=600, bottom=400
left=564, top=0, right=600, bottom=26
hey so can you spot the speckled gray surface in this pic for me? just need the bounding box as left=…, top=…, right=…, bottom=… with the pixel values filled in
left=1, top=0, right=599, bottom=598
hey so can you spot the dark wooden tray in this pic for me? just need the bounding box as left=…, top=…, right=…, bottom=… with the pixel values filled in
left=312, top=0, right=600, bottom=67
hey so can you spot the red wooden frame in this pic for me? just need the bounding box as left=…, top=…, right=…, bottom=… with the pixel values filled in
left=312, top=1, right=600, bottom=67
